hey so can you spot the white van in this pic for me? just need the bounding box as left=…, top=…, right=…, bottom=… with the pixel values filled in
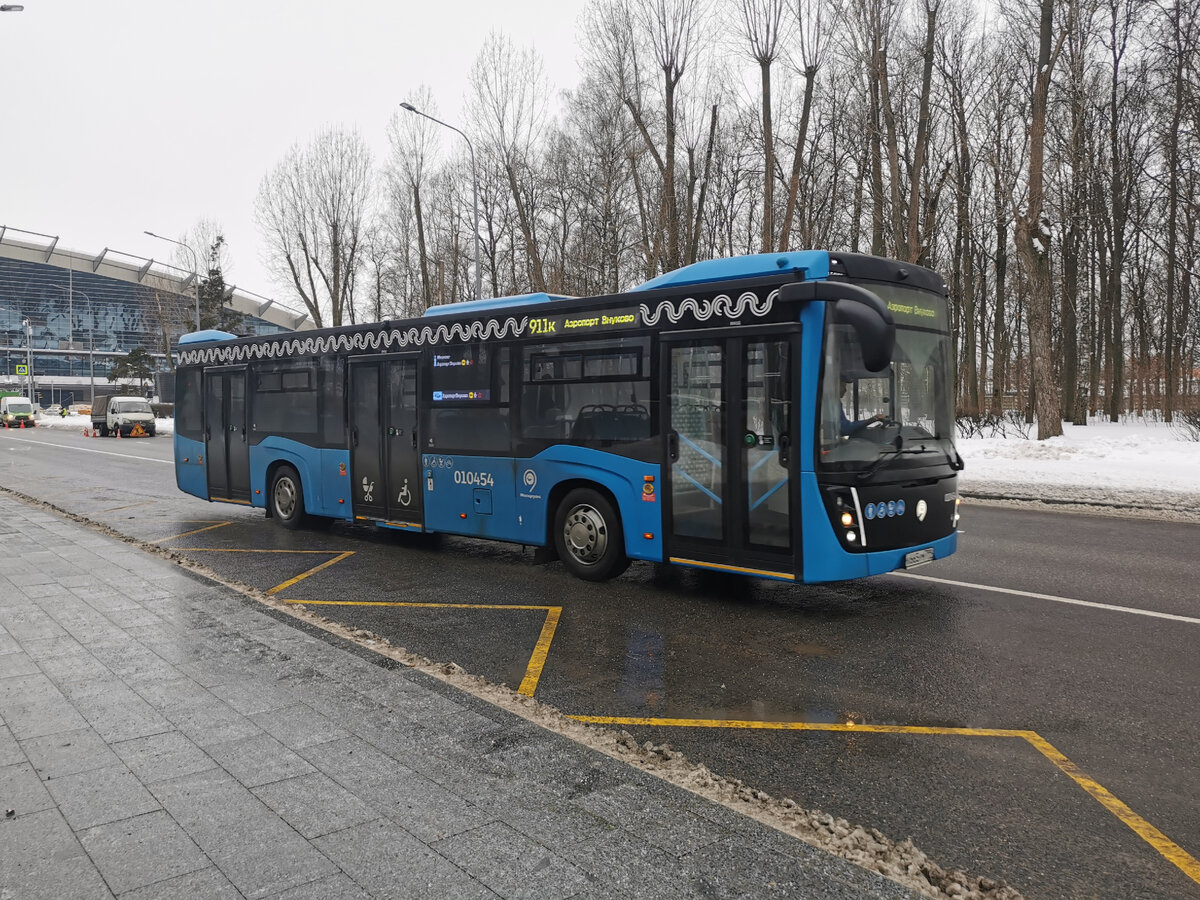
left=0, top=396, right=37, bottom=428
left=91, top=395, right=156, bottom=437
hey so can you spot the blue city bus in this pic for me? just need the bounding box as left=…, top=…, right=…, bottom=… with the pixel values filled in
left=173, top=251, right=961, bottom=583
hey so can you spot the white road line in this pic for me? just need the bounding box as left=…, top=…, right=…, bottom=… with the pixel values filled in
left=0, top=433, right=172, bottom=465
left=893, top=570, right=1200, bottom=625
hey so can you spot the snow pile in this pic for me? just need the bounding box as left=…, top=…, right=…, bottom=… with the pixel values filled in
left=31, top=414, right=175, bottom=435
left=957, top=418, right=1200, bottom=515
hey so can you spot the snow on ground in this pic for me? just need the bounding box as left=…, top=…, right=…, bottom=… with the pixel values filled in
left=958, top=418, right=1200, bottom=493
left=28, top=414, right=174, bottom=434
left=956, top=417, right=1200, bottom=517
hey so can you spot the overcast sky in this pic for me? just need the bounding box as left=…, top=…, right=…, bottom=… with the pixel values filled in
left=2, top=0, right=588, bottom=309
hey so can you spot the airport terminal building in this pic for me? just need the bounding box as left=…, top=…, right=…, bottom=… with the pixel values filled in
left=0, top=226, right=311, bottom=407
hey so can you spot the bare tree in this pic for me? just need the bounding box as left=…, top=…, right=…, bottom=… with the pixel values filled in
left=388, top=86, right=440, bottom=305
left=255, top=127, right=374, bottom=328
left=470, top=32, right=551, bottom=293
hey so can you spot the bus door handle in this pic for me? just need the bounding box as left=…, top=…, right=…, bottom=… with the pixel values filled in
left=779, top=433, right=791, bottom=467
left=351, top=426, right=359, bottom=447
left=411, top=432, right=417, bottom=449
left=668, top=430, right=679, bottom=462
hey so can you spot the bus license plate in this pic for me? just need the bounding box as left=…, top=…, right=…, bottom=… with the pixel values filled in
left=904, top=548, right=934, bottom=569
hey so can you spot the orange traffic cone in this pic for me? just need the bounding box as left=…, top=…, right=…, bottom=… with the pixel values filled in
left=20, top=419, right=25, bottom=428
left=83, top=427, right=89, bottom=437
left=115, top=427, right=121, bottom=439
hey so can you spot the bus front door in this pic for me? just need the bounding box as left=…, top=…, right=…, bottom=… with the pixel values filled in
left=204, top=367, right=250, bottom=504
left=662, top=332, right=797, bottom=580
left=349, top=355, right=422, bottom=527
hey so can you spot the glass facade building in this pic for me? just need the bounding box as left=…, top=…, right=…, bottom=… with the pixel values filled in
left=0, top=227, right=310, bottom=404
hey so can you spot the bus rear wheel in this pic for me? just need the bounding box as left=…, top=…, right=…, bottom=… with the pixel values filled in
left=554, top=488, right=629, bottom=581
left=270, top=465, right=307, bottom=530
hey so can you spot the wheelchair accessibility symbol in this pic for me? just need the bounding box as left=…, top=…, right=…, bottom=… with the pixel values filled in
left=398, top=479, right=412, bottom=506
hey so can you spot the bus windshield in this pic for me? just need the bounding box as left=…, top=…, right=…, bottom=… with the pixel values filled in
left=818, top=284, right=955, bottom=474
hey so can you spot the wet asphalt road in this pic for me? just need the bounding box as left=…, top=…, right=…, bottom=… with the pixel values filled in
left=2, top=425, right=1198, bottom=898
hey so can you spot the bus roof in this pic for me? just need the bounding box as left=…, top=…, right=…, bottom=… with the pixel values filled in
left=179, top=329, right=239, bottom=345
left=422, top=292, right=573, bottom=318
left=630, top=251, right=830, bottom=292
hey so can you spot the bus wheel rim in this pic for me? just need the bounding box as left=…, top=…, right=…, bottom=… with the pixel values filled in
left=274, top=477, right=296, bottom=518
left=564, top=504, right=607, bottom=565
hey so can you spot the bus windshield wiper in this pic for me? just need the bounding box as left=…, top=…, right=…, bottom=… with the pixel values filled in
left=856, top=434, right=904, bottom=482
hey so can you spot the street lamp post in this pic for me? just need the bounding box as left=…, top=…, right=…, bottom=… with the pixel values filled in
left=144, top=231, right=201, bottom=331
left=399, top=102, right=482, bottom=301
left=22, top=319, right=32, bottom=402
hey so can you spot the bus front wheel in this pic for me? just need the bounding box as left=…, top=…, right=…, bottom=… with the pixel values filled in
left=554, top=488, right=629, bottom=581
left=270, top=465, right=307, bottom=530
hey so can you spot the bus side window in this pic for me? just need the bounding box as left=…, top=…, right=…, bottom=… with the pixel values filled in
left=520, top=338, right=651, bottom=444
left=176, top=368, right=204, bottom=440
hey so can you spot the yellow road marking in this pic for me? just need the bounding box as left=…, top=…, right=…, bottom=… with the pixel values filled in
left=518, top=606, right=561, bottom=697
left=151, top=522, right=231, bottom=543
left=265, top=551, right=356, bottom=595
left=1023, top=733, right=1200, bottom=884
left=287, top=598, right=562, bottom=697
left=570, top=716, right=1030, bottom=737
left=285, top=599, right=558, bottom=611
left=570, top=715, right=1200, bottom=886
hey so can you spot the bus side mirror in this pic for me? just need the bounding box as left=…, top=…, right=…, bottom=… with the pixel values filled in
left=778, top=281, right=895, bottom=372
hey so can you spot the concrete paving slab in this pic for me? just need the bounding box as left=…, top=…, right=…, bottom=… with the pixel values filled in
left=116, top=865, right=241, bottom=900
left=43, top=763, right=161, bottom=830
left=20, top=726, right=122, bottom=780
left=251, top=770, right=380, bottom=839
left=149, top=767, right=339, bottom=899
left=312, top=818, right=496, bottom=900
left=111, top=729, right=219, bottom=785
left=78, top=809, right=209, bottom=895
left=0, top=807, right=113, bottom=900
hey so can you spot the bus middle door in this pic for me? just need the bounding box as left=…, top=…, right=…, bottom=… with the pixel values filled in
left=383, top=356, right=422, bottom=526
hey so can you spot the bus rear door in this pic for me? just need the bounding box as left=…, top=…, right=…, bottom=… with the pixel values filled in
left=203, top=367, right=250, bottom=504
left=349, top=354, right=422, bottom=527
left=662, top=330, right=798, bottom=581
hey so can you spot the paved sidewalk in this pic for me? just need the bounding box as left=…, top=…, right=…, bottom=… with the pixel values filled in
left=0, top=495, right=914, bottom=900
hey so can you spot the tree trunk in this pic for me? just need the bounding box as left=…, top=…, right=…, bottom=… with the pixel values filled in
left=414, top=184, right=431, bottom=305
left=1017, top=0, right=1063, bottom=439
left=760, top=58, right=775, bottom=252
left=780, top=65, right=817, bottom=253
